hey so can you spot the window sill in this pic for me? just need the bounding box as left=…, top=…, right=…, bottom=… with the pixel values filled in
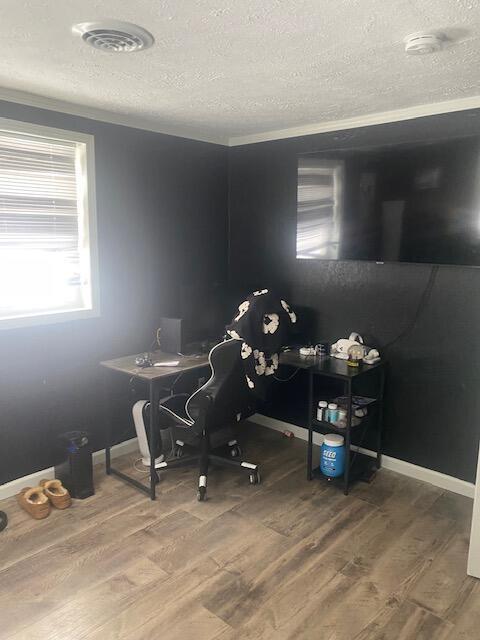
left=0, top=306, right=100, bottom=331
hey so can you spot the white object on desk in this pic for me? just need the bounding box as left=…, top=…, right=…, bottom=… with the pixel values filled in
left=153, top=360, right=180, bottom=367
left=363, top=349, right=381, bottom=365
left=331, top=334, right=365, bottom=359
left=299, top=346, right=316, bottom=356
left=331, top=334, right=382, bottom=364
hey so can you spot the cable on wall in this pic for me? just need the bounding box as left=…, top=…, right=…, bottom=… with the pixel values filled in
left=383, top=265, right=439, bottom=350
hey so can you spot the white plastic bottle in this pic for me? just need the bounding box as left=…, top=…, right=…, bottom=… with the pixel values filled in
left=327, top=403, right=339, bottom=422
left=317, top=400, right=328, bottom=422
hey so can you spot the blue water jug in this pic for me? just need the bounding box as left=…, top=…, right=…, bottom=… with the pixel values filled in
left=320, top=433, right=345, bottom=478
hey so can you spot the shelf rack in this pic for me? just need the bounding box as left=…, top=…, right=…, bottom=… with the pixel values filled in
left=278, top=352, right=385, bottom=495
left=307, top=358, right=385, bottom=495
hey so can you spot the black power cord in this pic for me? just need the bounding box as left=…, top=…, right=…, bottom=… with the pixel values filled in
left=383, top=265, right=439, bottom=351
left=273, top=368, right=301, bottom=382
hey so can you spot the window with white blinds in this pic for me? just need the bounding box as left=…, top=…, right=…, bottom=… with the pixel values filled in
left=0, top=120, right=98, bottom=329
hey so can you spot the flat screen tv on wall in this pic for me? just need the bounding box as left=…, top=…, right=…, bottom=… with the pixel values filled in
left=296, top=137, right=480, bottom=266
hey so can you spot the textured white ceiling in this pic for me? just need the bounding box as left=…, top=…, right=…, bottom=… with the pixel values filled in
left=1, top=0, right=480, bottom=144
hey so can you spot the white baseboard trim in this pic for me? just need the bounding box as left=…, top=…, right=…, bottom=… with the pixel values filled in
left=0, top=437, right=139, bottom=502
left=3, top=418, right=474, bottom=502
left=250, top=414, right=475, bottom=499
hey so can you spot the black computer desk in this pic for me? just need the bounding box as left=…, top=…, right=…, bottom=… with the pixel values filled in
left=101, top=351, right=210, bottom=500
left=102, top=349, right=385, bottom=500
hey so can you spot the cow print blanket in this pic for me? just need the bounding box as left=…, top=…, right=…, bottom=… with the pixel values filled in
left=226, top=289, right=296, bottom=399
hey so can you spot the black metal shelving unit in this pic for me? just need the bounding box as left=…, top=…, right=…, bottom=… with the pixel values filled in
left=304, top=356, right=386, bottom=495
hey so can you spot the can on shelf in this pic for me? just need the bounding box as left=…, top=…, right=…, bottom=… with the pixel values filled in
left=320, top=433, right=345, bottom=478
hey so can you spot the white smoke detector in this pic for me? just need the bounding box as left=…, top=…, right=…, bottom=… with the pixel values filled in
left=73, top=20, right=154, bottom=52
left=404, top=31, right=445, bottom=55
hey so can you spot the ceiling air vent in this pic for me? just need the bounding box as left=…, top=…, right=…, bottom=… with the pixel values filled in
left=404, top=31, right=445, bottom=55
left=73, top=21, right=154, bottom=52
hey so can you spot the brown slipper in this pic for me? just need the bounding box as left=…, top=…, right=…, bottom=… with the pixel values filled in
left=39, top=479, right=72, bottom=509
left=17, top=487, right=51, bottom=520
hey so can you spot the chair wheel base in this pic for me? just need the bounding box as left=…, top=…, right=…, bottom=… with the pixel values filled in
left=174, top=445, right=184, bottom=458
left=249, top=471, right=261, bottom=485
left=230, top=444, right=242, bottom=458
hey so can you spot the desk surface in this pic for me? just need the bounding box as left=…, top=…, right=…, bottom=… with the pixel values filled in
left=102, top=348, right=382, bottom=382
left=100, top=351, right=210, bottom=381
left=280, top=351, right=384, bottom=379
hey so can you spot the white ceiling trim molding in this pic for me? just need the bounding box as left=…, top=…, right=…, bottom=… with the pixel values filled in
left=228, top=95, right=480, bottom=147
left=0, top=86, right=229, bottom=146
left=1, top=87, right=480, bottom=149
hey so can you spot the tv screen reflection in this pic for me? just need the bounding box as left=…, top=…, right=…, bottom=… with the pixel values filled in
left=296, top=138, right=480, bottom=267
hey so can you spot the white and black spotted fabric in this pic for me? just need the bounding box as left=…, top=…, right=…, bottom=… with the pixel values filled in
left=226, top=290, right=296, bottom=399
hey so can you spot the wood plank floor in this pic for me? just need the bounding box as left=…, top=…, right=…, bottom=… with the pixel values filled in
left=0, top=423, right=477, bottom=640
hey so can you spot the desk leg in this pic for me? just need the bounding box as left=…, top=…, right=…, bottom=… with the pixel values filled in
left=149, top=381, right=158, bottom=500
left=376, top=366, right=385, bottom=469
left=104, top=372, right=112, bottom=475
left=307, top=369, right=313, bottom=480
left=344, top=380, right=352, bottom=495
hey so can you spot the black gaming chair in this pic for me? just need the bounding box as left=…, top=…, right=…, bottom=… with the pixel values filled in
left=144, top=338, right=260, bottom=501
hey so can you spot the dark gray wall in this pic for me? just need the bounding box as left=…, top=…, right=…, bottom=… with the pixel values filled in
left=3, top=100, right=480, bottom=486
left=228, top=110, right=480, bottom=483
left=0, top=101, right=228, bottom=484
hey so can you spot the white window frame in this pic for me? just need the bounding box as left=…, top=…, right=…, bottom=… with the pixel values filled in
left=0, top=118, right=100, bottom=330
